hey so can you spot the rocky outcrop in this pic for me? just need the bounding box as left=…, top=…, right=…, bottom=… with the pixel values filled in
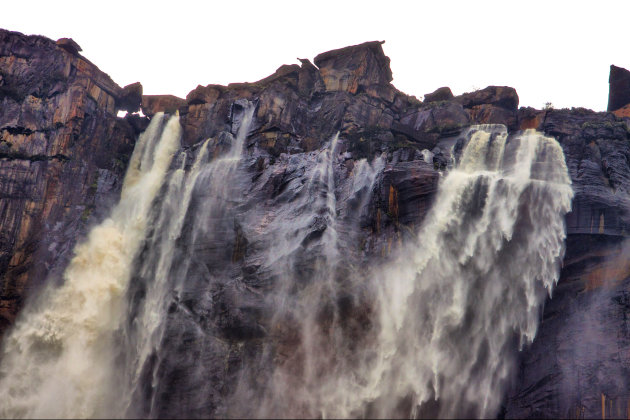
left=0, top=29, right=136, bottom=334
left=314, top=40, right=392, bottom=93
left=141, top=94, right=185, bottom=117
left=423, top=86, right=453, bottom=103
left=118, top=82, right=142, bottom=113
left=608, top=64, right=630, bottom=112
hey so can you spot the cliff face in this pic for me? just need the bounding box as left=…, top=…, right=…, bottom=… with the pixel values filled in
left=134, top=42, right=630, bottom=418
left=0, top=30, right=138, bottom=333
left=2, top=29, right=630, bottom=418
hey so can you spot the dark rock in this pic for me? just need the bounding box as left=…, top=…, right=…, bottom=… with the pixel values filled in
left=424, top=86, right=453, bottom=103
left=468, top=103, right=517, bottom=129
left=457, top=85, right=519, bottom=111
left=392, top=101, right=469, bottom=147
left=297, top=58, right=325, bottom=98
left=55, top=37, right=82, bottom=55
left=123, top=113, right=150, bottom=135
left=118, top=82, right=143, bottom=113
left=608, top=65, right=630, bottom=111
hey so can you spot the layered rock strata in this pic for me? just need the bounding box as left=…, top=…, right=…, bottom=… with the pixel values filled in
left=0, top=29, right=138, bottom=333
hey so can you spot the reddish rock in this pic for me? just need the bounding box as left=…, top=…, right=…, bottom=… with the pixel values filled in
left=518, top=107, right=546, bottom=130
left=186, top=84, right=224, bottom=105
left=141, top=94, right=186, bottom=117
left=314, top=41, right=392, bottom=94
left=456, top=85, right=519, bottom=111
left=612, top=103, right=630, bottom=118
left=55, top=37, right=81, bottom=55
left=467, top=103, right=517, bottom=129
left=0, top=29, right=135, bottom=336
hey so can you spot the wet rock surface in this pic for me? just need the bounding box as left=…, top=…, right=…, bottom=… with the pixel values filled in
left=2, top=30, right=630, bottom=418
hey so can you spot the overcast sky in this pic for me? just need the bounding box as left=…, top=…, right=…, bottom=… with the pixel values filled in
left=3, top=1, right=630, bottom=111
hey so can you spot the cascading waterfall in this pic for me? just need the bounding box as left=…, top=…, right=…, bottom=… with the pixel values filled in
left=0, top=114, right=573, bottom=419
left=0, top=113, right=181, bottom=418
left=246, top=125, right=573, bottom=418
left=121, top=101, right=257, bottom=417
left=362, top=126, right=573, bottom=418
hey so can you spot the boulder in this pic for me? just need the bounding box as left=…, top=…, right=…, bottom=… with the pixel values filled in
left=117, top=82, right=143, bottom=113
left=55, top=37, right=82, bottom=55
left=186, top=84, right=225, bottom=105
left=456, top=85, right=519, bottom=111
left=141, top=94, right=187, bottom=117
left=314, top=41, right=392, bottom=94
left=424, top=86, right=453, bottom=103
left=607, top=65, right=630, bottom=111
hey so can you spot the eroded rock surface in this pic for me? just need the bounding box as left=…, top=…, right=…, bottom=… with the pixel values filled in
left=0, top=29, right=136, bottom=333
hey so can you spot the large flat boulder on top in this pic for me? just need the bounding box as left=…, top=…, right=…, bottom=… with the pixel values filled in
left=314, top=40, right=392, bottom=94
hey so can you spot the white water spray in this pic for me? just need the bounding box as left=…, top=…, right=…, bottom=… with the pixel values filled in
left=252, top=126, right=573, bottom=418
left=0, top=119, right=573, bottom=419
left=0, top=114, right=180, bottom=418
left=121, top=102, right=257, bottom=417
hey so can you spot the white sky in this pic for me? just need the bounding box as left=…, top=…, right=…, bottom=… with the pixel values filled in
left=3, top=0, right=630, bottom=111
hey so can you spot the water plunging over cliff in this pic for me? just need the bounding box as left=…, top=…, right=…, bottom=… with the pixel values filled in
left=0, top=113, right=181, bottom=418
left=0, top=115, right=572, bottom=418
left=238, top=125, right=574, bottom=418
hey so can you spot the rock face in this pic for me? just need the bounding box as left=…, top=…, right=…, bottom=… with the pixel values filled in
left=608, top=64, right=630, bottom=112
left=0, top=29, right=136, bottom=333
left=505, top=106, right=630, bottom=418
left=2, top=30, right=630, bottom=419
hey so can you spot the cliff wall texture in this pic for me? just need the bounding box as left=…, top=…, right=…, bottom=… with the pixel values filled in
left=2, top=29, right=630, bottom=418
left=0, top=29, right=139, bottom=333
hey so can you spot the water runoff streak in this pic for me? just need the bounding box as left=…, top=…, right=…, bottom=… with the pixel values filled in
left=0, top=113, right=181, bottom=418
left=120, top=102, right=256, bottom=417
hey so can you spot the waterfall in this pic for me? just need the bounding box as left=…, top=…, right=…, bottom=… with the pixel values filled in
left=363, top=126, right=573, bottom=418
left=245, top=125, right=573, bottom=418
left=0, top=117, right=572, bottom=419
left=121, top=101, right=257, bottom=417
left=0, top=113, right=181, bottom=418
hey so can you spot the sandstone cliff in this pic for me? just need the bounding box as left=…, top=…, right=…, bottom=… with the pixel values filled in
left=0, top=29, right=138, bottom=333
left=2, top=29, right=630, bottom=418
